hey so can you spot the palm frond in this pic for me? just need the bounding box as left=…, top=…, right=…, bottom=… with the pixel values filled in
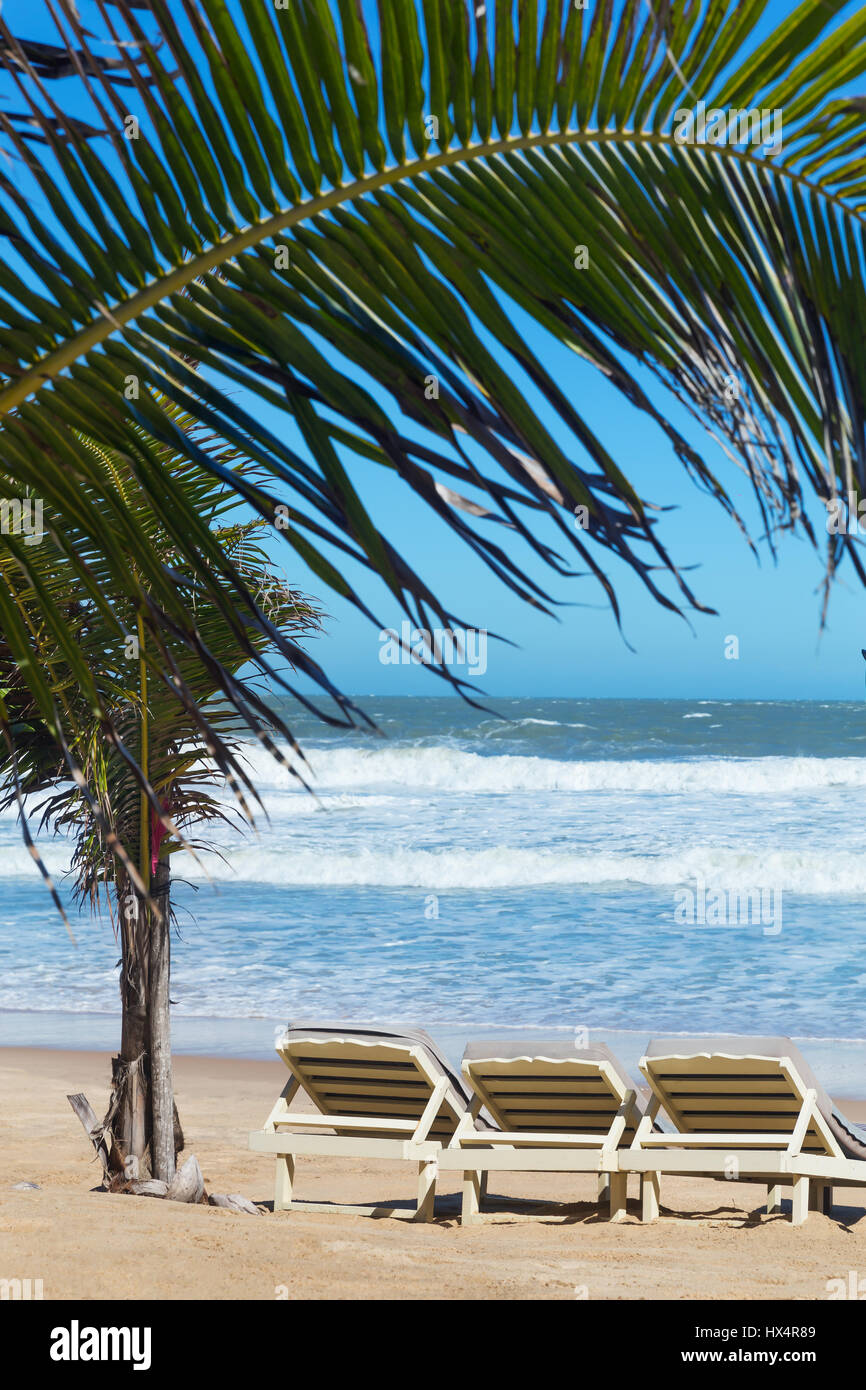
left=0, top=414, right=323, bottom=915
left=0, top=0, right=862, bottom=791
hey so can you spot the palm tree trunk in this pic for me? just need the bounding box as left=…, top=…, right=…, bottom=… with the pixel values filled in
left=113, top=879, right=152, bottom=1175
left=148, top=857, right=175, bottom=1183
left=109, top=864, right=181, bottom=1181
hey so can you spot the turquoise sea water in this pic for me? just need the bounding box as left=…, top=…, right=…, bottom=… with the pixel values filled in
left=1, top=698, right=865, bottom=1087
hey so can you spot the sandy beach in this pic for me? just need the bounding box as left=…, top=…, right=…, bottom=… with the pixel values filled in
left=3, top=1046, right=866, bottom=1301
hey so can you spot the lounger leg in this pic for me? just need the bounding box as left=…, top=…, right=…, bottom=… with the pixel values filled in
left=766, top=1183, right=782, bottom=1214
left=597, top=1173, right=610, bottom=1204
left=609, top=1172, right=628, bottom=1223
left=641, top=1172, right=660, bottom=1223
left=810, top=1181, right=832, bottom=1215
left=791, top=1175, right=809, bottom=1226
left=479, top=1171, right=489, bottom=1204
left=461, top=1169, right=483, bottom=1225
left=415, top=1160, right=437, bottom=1222
left=274, top=1154, right=294, bottom=1212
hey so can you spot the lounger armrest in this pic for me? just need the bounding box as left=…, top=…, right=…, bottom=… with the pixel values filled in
left=273, top=1113, right=419, bottom=1133
left=630, top=1094, right=661, bottom=1148
left=639, top=1132, right=792, bottom=1147
left=263, top=1075, right=301, bottom=1132
left=411, top=1075, right=449, bottom=1143
left=601, top=1090, right=636, bottom=1157
left=455, top=1130, right=612, bottom=1146
left=786, top=1088, right=817, bottom=1158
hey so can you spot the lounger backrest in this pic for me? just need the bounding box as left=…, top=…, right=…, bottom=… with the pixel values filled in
left=641, top=1037, right=837, bottom=1155
left=462, top=1039, right=638, bottom=1137
left=277, top=1022, right=471, bottom=1140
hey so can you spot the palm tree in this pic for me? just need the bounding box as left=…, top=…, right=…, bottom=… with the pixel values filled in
left=0, top=2, right=864, bottom=940
left=0, top=410, right=322, bottom=1182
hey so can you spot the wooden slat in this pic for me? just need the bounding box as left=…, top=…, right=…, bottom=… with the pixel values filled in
left=497, top=1109, right=616, bottom=1119
left=299, top=1061, right=418, bottom=1076
left=293, top=1049, right=416, bottom=1068
left=307, top=1067, right=427, bottom=1081
left=315, top=1083, right=430, bottom=1100
left=653, top=1063, right=784, bottom=1078
left=499, top=1117, right=619, bottom=1131
left=662, top=1079, right=793, bottom=1096
left=677, top=1112, right=804, bottom=1124
left=669, top=1099, right=798, bottom=1112
left=489, top=1088, right=614, bottom=1102
left=480, top=1084, right=617, bottom=1095
left=316, top=1101, right=429, bottom=1117
left=475, top=1069, right=608, bottom=1084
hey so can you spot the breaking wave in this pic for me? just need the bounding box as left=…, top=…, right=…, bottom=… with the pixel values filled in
left=237, top=744, right=866, bottom=797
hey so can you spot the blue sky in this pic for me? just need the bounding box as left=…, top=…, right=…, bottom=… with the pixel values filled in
left=9, top=0, right=866, bottom=701
left=276, top=0, right=866, bottom=700
left=287, top=328, right=866, bottom=701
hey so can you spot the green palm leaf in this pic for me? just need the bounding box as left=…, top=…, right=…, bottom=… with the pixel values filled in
left=0, top=0, right=863, bottom=750
left=0, top=413, right=323, bottom=910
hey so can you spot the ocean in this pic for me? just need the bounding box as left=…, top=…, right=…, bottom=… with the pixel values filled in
left=2, top=697, right=866, bottom=1091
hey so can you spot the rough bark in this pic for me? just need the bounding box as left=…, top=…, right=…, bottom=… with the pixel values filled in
left=209, top=1193, right=261, bottom=1215
left=167, top=1154, right=203, bottom=1203
left=111, top=876, right=152, bottom=1175
left=149, top=859, right=175, bottom=1183
left=106, top=860, right=181, bottom=1181
left=67, top=1093, right=111, bottom=1177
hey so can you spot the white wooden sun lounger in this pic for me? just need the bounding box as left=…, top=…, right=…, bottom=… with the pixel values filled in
left=619, top=1035, right=866, bottom=1226
left=436, top=1038, right=647, bottom=1224
left=248, top=1021, right=481, bottom=1220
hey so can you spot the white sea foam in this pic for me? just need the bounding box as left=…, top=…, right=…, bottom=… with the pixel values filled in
left=4, top=825, right=863, bottom=896
left=176, top=843, right=866, bottom=894
left=236, top=744, right=866, bottom=797
left=504, top=718, right=590, bottom=728
left=252, top=792, right=397, bottom=815
left=0, top=844, right=71, bottom=878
